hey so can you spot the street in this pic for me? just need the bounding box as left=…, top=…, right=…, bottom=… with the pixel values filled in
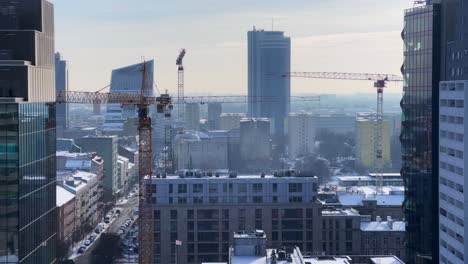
left=74, top=194, right=139, bottom=264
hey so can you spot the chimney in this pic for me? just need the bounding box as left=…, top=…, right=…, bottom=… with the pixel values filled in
left=387, top=216, right=394, bottom=229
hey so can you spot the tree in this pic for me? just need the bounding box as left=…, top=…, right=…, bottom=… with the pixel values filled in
left=91, top=233, right=122, bottom=264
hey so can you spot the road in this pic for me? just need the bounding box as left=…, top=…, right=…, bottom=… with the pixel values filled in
left=74, top=194, right=138, bottom=264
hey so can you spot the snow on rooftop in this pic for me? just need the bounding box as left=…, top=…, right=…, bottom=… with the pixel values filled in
left=56, top=185, right=75, bottom=207
left=370, top=257, right=404, bottom=264
left=338, top=194, right=404, bottom=207
left=231, top=255, right=266, bottom=264
left=360, top=221, right=405, bottom=232
left=65, top=159, right=91, bottom=169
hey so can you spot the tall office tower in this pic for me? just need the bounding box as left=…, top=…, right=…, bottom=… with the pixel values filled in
left=185, top=103, right=200, bottom=130
left=75, top=136, right=119, bottom=202
left=288, top=113, right=316, bottom=159
left=247, top=28, right=290, bottom=150
left=207, top=103, right=222, bottom=130
left=355, top=116, right=391, bottom=170
left=401, top=3, right=441, bottom=263
left=438, top=1, right=468, bottom=263
left=103, top=60, right=155, bottom=134
left=0, top=0, right=57, bottom=263
left=55, top=52, right=69, bottom=130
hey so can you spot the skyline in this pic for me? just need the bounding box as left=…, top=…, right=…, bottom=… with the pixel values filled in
left=55, top=0, right=413, bottom=95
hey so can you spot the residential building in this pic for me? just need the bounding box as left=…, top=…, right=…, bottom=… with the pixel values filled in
left=150, top=173, right=320, bottom=264
left=173, top=130, right=228, bottom=171
left=355, top=116, right=391, bottom=169
left=401, top=3, right=441, bottom=262
left=239, top=118, right=271, bottom=170
left=288, top=112, right=316, bottom=159
left=360, top=216, right=406, bottom=260
left=315, top=114, right=356, bottom=135
left=55, top=52, right=69, bottom=130
left=248, top=28, right=291, bottom=149
left=76, top=136, right=119, bottom=201
left=320, top=209, right=362, bottom=255
left=0, top=0, right=57, bottom=263
left=185, top=103, right=201, bottom=130
left=207, top=103, right=222, bottom=130
left=220, top=113, right=245, bottom=131
left=62, top=171, right=100, bottom=240
left=56, top=185, right=76, bottom=245
left=439, top=80, right=467, bottom=264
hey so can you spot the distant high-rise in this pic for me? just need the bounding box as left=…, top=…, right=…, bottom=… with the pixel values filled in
left=401, top=3, right=441, bottom=263
left=207, top=103, right=222, bottom=130
left=0, top=0, right=57, bottom=263
left=240, top=118, right=271, bottom=170
left=248, top=28, right=290, bottom=150
left=355, top=115, right=391, bottom=170
left=185, top=103, right=200, bottom=130
left=438, top=1, right=468, bottom=263
left=288, top=113, right=316, bottom=159
left=55, top=52, right=69, bottom=129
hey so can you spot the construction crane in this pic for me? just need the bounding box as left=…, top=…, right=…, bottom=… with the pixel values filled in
left=279, top=71, right=403, bottom=194
left=176, top=49, right=186, bottom=122
left=57, top=62, right=172, bottom=264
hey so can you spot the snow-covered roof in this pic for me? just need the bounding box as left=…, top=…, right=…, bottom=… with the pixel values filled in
left=370, top=257, right=405, bottom=264
left=231, top=256, right=266, bottom=264
left=56, top=185, right=75, bottom=207
left=65, top=159, right=91, bottom=169
left=338, top=194, right=404, bottom=207
left=360, top=221, right=405, bottom=232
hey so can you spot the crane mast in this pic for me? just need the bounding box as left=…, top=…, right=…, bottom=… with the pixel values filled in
left=177, top=49, right=186, bottom=123
left=283, top=72, right=403, bottom=194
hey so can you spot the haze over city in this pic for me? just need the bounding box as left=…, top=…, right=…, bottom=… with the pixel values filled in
left=55, top=0, right=411, bottom=95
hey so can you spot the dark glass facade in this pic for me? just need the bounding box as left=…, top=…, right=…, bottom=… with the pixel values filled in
left=401, top=4, right=441, bottom=263
left=0, top=103, right=56, bottom=264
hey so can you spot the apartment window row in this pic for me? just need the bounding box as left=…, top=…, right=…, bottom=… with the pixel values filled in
left=440, top=146, right=464, bottom=159
left=440, top=115, right=464, bottom=124
left=440, top=223, right=464, bottom=244
left=440, top=192, right=463, bottom=210
left=440, top=161, right=464, bottom=176
left=440, top=208, right=464, bottom=228
left=449, top=67, right=466, bottom=77
left=440, top=99, right=465, bottom=108
left=440, top=176, right=464, bottom=194
left=440, top=130, right=464, bottom=142
left=441, top=238, right=464, bottom=262
left=164, top=195, right=277, bottom=204
left=441, top=82, right=466, bottom=92
left=165, top=182, right=308, bottom=194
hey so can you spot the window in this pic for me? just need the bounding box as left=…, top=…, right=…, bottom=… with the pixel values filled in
left=288, top=183, right=302, bottom=193
left=255, top=209, right=262, bottom=219
left=272, top=196, right=278, bottom=203
left=178, top=184, right=187, bottom=193
left=169, top=184, right=173, bottom=193
left=289, top=196, right=302, bottom=203
left=209, top=184, right=217, bottom=193
left=252, top=183, right=263, bottom=193
left=178, top=197, right=187, bottom=204
left=209, top=196, right=218, bottom=204
left=272, top=183, right=278, bottom=192
left=193, top=196, right=203, bottom=204
left=223, top=183, right=227, bottom=193
left=253, top=196, right=263, bottom=203
left=238, top=183, right=247, bottom=193
left=171, top=210, right=177, bottom=220
left=193, top=184, right=203, bottom=193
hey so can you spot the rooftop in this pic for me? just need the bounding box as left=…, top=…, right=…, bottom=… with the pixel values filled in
left=360, top=219, right=405, bottom=232
left=338, top=194, right=404, bottom=207
left=370, top=257, right=405, bottom=264
left=322, top=209, right=359, bottom=217
left=56, top=185, right=75, bottom=207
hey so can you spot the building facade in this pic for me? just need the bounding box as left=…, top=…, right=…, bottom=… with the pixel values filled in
left=55, top=52, right=69, bottom=131
left=220, top=113, right=245, bottom=131
left=288, top=112, right=316, bottom=159
left=150, top=174, right=320, bottom=264
left=439, top=82, right=467, bottom=264
left=239, top=118, right=271, bottom=170
left=185, top=103, right=200, bottom=131
left=401, top=3, right=441, bottom=262
left=355, top=116, right=391, bottom=169
left=207, top=103, right=222, bottom=131
left=56, top=185, right=76, bottom=244
left=0, top=0, right=57, bottom=263
left=76, top=136, right=119, bottom=202
left=248, top=29, right=290, bottom=149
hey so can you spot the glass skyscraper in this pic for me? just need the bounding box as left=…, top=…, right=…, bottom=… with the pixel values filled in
left=0, top=0, right=57, bottom=263
left=55, top=53, right=69, bottom=130
left=401, top=3, right=441, bottom=263
left=248, top=29, right=291, bottom=150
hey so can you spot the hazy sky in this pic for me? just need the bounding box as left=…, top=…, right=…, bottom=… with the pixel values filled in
left=55, top=0, right=415, bottom=95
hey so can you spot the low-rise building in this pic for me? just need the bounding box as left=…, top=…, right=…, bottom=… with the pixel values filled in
left=220, top=113, right=245, bottom=131
left=62, top=171, right=101, bottom=239
left=56, top=185, right=76, bottom=244
left=321, top=209, right=362, bottom=255
left=360, top=215, right=406, bottom=260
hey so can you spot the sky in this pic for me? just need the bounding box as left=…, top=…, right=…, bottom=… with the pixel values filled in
left=54, top=0, right=415, bottom=95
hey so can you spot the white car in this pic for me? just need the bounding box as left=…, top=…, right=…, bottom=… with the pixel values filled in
left=84, top=240, right=91, bottom=246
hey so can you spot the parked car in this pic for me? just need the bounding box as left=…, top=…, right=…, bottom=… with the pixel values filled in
left=78, top=246, right=86, bottom=253
left=84, top=240, right=91, bottom=246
